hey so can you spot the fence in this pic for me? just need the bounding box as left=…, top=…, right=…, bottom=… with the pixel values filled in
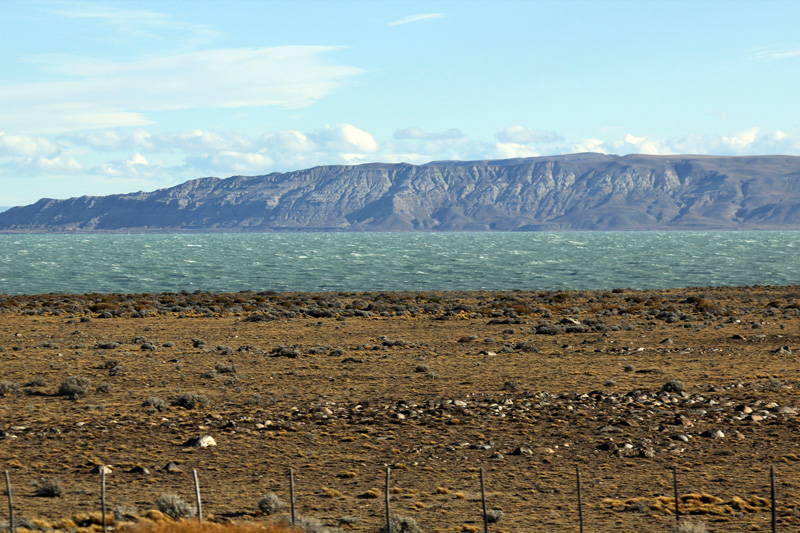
left=0, top=464, right=788, bottom=532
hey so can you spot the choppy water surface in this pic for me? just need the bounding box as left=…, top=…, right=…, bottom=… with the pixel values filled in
left=0, top=232, right=798, bottom=294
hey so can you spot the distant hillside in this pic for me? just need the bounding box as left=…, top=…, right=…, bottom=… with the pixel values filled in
left=2, top=153, right=800, bottom=232
left=0, top=207, right=9, bottom=213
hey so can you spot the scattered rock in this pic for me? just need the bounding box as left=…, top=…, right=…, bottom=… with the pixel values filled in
left=164, top=462, right=182, bottom=473
left=182, top=435, right=217, bottom=448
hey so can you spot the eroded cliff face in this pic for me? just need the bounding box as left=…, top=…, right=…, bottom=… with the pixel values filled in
left=2, top=153, right=800, bottom=232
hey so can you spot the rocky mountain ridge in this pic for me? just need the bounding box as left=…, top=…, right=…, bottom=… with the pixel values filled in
left=2, top=152, right=800, bottom=232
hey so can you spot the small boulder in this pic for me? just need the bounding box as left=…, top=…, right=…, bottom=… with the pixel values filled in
left=183, top=435, right=217, bottom=447
left=164, top=462, right=182, bottom=473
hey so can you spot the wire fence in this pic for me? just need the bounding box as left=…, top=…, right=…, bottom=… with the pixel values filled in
left=0, top=463, right=789, bottom=533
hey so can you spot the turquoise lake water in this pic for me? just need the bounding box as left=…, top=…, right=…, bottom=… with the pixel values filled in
left=0, top=232, right=798, bottom=295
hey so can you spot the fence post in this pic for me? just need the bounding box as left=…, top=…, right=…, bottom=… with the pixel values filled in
left=193, top=469, right=203, bottom=522
left=5, top=471, right=14, bottom=533
left=576, top=466, right=584, bottom=533
left=771, top=465, right=776, bottom=533
left=101, top=470, right=107, bottom=533
left=289, top=467, right=296, bottom=526
left=673, top=465, right=680, bottom=524
left=385, top=467, right=391, bottom=533
left=480, top=467, right=488, bottom=533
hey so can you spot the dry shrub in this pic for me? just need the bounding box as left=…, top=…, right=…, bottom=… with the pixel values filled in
left=257, top=493, right=285, bottom=515
left=379, top=514, right=422, bottom=533
left=57, top=376, right=92, bottom=400
left=154, top=493, right=195, bottom=520
left=32, top=477, right=63, bottom=497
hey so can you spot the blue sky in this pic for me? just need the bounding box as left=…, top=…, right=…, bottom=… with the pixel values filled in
left=2, top=0, right=800, bottom=206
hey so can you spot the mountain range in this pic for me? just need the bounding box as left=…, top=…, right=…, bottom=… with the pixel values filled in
left=2, top=152, right=800, bottom=233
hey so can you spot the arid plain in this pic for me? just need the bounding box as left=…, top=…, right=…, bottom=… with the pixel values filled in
left=2, top=287, right=800, bottom=533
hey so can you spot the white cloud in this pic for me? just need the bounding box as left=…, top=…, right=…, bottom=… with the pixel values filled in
left=567, top=127, right=800, bottom=157
left=393, top=127, right=463, bottom=140
left=9, top=123, right=800, bottom=207
left=93, top=153, right=162, bottom=179
left=747, top=47, right=800, bottom=62
left=388, top=13, right=443, bottom=26
left=0, top=133, right=61, bottom=157
left=0, top=153, right=83, bottom=178
left=494, top=143, right=540, bottom=159
left=160, top=130, right=253, bottom=153
left=31, top=155, right=84, bottom=173
left=186, top=151, right=274, bottom=175
left=571, top=138, right=607, bottom=154
left=0, top=47, right=362, bottom=134
left=51, top=3, right=221, bottom=43
left=721, top=127, right=759, bottom=150
left=260, top=130, right=317, bottom=154
left=310, top=124, right=379, bottom=154
left=495, top=126, right=563, bottom=144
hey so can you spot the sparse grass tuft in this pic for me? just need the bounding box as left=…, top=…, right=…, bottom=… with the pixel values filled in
left=122, top=519, right=295, bottom=533
left=673, top=521, right=707, bottom=533
left=357, top=488, right=381, bottom=499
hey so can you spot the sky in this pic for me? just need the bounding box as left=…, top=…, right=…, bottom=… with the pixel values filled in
left=2, top=0, right=800, bottom=207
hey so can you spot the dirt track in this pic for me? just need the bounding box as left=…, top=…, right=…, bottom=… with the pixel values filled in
left=2, top=287, right=800, bottom=532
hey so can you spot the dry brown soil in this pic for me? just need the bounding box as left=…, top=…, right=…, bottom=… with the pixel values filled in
left=3, top=287, right=800, bottom=533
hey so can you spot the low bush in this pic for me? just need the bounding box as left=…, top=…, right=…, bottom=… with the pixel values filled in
left=379, top=514, right=422, bottom=533
left=142, top=397, right=167, bottom=412
left=172, top=393, right=209, bottom=409
left=257, top=492, right=285, bottom=515
left=154, top=493, right=195, bottom=520
left=0, top=381, right=19, bottom=395
left=32, top=477, right=63, bottom=497
left=57, top=376, right=92, bottom=400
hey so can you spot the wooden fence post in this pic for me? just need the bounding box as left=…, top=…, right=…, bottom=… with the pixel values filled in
left=576, top=466, right=584, bottom=533
left=289, top=467, right=296, bottom=526
left=771, top=465, right=776, bottom=533
left=385, top=467, right=391, bottom=533
left=480, top=467, right=488, bottom=533
left=101, top=470, right=107, bottom=533
left=193, top=469, right=203, bottom=522
left=5, top=471, right=14, bottom=533
left=673, top=465, right=680, bottom=524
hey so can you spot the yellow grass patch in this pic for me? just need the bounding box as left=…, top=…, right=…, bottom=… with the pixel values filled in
left=119, top=520, right=295, bottom=533
left=604, top=492, right=772, bottom=516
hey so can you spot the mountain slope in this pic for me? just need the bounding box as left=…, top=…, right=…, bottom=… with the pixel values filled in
left=3, top=153, right=800, bottom=232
